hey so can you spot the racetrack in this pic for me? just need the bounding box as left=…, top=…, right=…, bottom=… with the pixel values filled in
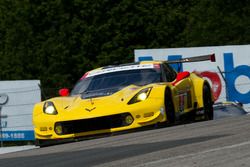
left=1, top=115, right=250, bottom=167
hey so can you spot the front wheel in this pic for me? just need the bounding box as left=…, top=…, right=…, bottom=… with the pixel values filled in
left=35, top=139, right=62, bottom=147
left=165, top=89, right=175, bottom=124
left=203, top=84, right=213, bottom=120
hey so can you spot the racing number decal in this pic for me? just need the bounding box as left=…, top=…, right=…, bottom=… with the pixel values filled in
left=175, top=77, right=192, bottom=113
left=177, top=89, right=192, bottom=113
left=179, top=94, right=185, bottom=112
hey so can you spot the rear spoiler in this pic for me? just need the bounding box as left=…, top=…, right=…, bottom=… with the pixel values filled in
left=166, top=53, right=216, bottom=64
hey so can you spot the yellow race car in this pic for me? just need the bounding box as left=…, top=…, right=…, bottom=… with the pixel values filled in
left=33, top=54, right=215, bottom=146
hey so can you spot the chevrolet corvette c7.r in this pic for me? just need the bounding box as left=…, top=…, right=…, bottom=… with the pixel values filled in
left=33, top=54, right=215, bottom=146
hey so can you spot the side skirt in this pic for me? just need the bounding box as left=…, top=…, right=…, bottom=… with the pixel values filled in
left=179, top=107, right=206, bottom=123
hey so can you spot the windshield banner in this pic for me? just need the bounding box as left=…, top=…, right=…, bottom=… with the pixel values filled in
left=86, top=64, right=154, bottom=78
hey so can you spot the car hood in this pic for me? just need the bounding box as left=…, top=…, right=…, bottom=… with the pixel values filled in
left=47, top=85, right=142, bottom=120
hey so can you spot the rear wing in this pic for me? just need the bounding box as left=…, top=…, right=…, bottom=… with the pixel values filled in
left=166, top=53, right=216, bottom=64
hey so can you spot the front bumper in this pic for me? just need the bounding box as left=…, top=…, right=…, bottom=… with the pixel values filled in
left=33, top=101, right=166, bottom=140
left=54, top=113, right=134, bottom=135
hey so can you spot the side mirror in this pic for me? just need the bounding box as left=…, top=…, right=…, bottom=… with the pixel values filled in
left=172, top=71, right=190, bottom=86
left=59, top=88, right=70, bottom=97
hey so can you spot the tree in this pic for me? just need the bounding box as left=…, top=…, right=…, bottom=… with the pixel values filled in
left=180, top=0, right=250, bottom=46
left=0, top=0, right=249, bottom=98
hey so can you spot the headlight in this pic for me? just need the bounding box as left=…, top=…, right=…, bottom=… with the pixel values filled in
left=43, top=101, right=58, bottom=115
left=128, top=87, right=152, bottom=104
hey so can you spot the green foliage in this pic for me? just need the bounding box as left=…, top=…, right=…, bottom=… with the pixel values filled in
left=0, top=0, right=249, bottom=97
left=180, top=0, right=250, bottom=46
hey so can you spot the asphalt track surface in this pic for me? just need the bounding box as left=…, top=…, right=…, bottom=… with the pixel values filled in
left=1, top=115, right=250, bottom=167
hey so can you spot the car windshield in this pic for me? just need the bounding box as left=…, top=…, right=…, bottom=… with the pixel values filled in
left=71, top=69, right=161, bottom=98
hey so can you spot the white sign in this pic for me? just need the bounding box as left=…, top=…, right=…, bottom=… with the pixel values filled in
left=0, top=80, right=41, bottom=141
left=135, top=45, right=250, bottom=111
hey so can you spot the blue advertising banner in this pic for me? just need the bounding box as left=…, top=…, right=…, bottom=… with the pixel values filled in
left=0, top=130, right=34, bottom=141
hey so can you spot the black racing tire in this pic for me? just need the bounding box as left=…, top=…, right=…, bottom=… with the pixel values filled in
left=203, top=84, right=214, bottom=120
left=35, top=139, right=59, bottom=147
left=165, top=89, right=175, bottom=124
left=35, top=139, right=42, bottom=147
left=35, top=139, right=51, bottom=147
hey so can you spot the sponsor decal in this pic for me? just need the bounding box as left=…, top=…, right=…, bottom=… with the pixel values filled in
left=0, top=131, right=34, bottom=141
left=178, top=94, right=185, bottom=112
left=194, top=71, right=222, bottom=101
left=0, top=94, right=8, bottom=105
left=0, top=94, right=8, bottom=129
left=224, top=53, right=250, bottom=103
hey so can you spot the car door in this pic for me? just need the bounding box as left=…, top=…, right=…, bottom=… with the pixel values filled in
left=173, top=74, right=193, bottom=114
left=162, top=63, right=193, bottom=115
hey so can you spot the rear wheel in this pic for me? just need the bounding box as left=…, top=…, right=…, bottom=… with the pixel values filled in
left=203, top=84, right=213, bottom=120
left=165, top=89, right=175, bottom=124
